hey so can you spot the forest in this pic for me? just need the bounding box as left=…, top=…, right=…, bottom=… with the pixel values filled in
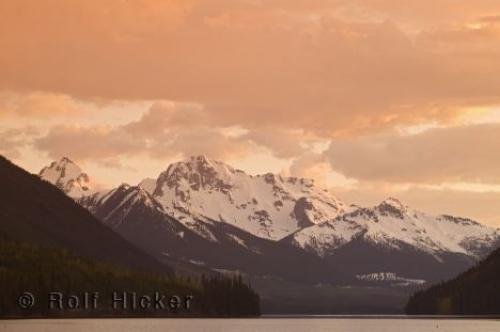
left=0, top=235, right=260, bottom=317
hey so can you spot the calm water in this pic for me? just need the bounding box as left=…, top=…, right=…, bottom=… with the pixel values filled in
left=1, top=318, right=499, bottom=332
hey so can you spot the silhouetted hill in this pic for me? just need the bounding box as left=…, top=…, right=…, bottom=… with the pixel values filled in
left=0, top=155, right=172, bottom=275
left=406, top=246, right=500, bottom=315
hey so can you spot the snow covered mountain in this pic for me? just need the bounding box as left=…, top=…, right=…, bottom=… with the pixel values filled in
left=149, top=155, right=347, bottom=240
left=39, top=157, right=92, bottom=198
left=288, top=197, right=500, bottom=259
left=76, top=181, right=340, bottom=285
left=38, top=155, right=500, bottom=286
left=80, top=182, right=220, bottom=244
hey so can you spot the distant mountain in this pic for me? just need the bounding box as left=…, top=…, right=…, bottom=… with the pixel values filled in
left=284, top=197, right=500, bottom=281
left=405, top=246, right=500, bottom=315
left=150, top=155, right=347, bottom=241
left=289, top=197, right=498, bottom=258
left=37, top=155, right=500, bottom=313
left=0, top=155, right=172, bottom=275
left=39, top=157, right=93, bottom=198
left=79, top=183, right=342, bottom=285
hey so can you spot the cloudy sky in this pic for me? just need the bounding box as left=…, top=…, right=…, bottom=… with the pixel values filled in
left=2, top=0, right=500, bottom=225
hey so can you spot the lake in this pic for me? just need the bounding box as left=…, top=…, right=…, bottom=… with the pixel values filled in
left=1, top=318, right=499, bottom=331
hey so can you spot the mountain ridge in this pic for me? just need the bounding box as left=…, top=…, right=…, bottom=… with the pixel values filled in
left=150, top=155, right=347, bottom=241
left=288, top=197, right=500, bottom=259
left=0, top=155, right=173, bottom=276
left=37, top=155, right=500, bottom=287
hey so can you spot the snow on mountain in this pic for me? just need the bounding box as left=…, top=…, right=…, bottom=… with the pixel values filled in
left=150, top=155, right=347, bottom=241
left=356, top=272, right=426, bottom=286
left=39, top=157, right=92, bottom=198
left=290, top=197, right=500, bottom=258
left=82, top=184, right=163, bottom=226
left=82, top=182, right=219, bottom=242
left=36, top=155, right=500, bottom=287
left=37, top=155, right=500, bottom=266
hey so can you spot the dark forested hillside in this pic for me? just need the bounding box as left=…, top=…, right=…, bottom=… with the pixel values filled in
left=0, top=155, right=260, bottom=317
left=0, top=155, right=171, bottom=275
left=405, top=246, right=500, bottom=315
left=0, top=236, right=260, bottom=317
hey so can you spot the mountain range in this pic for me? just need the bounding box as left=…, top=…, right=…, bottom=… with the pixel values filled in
left=38, top=155, right=500, bottom=313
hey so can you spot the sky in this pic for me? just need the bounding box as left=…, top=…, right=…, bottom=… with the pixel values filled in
left=1, top=0, right=500, bottom=226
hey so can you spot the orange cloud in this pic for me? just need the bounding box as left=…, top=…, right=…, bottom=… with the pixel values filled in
left=325, top=123, right=500, bottom=184
left=0, top=127, right=39, bottom=159
left=34, top=125, right=145, bottom=161
left=0, top=91, right=85, bottom=118
left=33, top=103, right=256, bottom=162
left=2, top=1, right=500, bottom=136
left=241, top=128, right=317, bottom=159
left=3, top=1, right=500, bottom=223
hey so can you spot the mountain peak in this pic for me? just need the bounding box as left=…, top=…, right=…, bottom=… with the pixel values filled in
left=182, top=155, right=236, bottom=174
left=376, top=197, right=408, bottom=218
left=189, top=154, right=212, bottom=164
left=59, top=156, right=75, bottom=164
left=154, top=155, right=238, bottom=196
left=380, top=197, right=406, bottom=209
left=117, top=183, right=131, bottom=190
left=150, top=155, right=347, bottom=241
left=39, top=157, right=92, bottom=198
